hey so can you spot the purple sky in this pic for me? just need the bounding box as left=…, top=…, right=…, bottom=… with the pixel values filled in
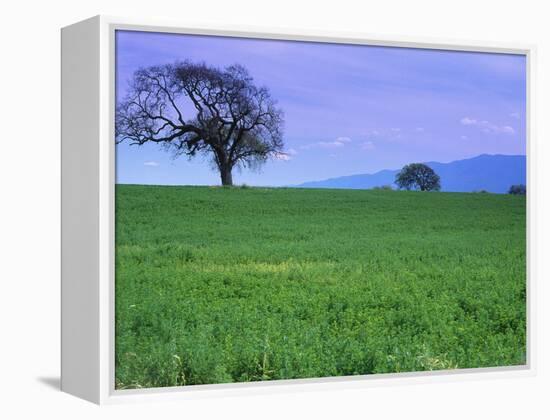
left=115, top=30, right=526, bottom=186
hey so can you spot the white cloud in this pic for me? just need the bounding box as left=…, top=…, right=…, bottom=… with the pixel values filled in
left=144, top=161, right=160, bottom=167
left=362, top=128, right=402, bottom=142
left=361, top=141, right=375, bottom=150
left=300, top=138, right=348, bottom=150
left=499, top=126, right=515, bottom=134
left=364, top=129, right=380, bottom=138
left=460, top=117, right=515, bottom=135
left=460, top=135, right=468, bottom=140
left=322, top=141, right=345, bottom=148
left=480, top=122, right=515, bottom=134
left=510, top=112, right=520, bottom=119
left=287, top=148, right=298, bottom=155
left=415, top=127, right=425, bottom=132
left=273, top=152, right=292, bottom=161
left=460, top=117, right=478, bottom=125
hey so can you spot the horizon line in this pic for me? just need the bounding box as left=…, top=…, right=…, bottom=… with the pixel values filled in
left=116, top=153, right=526, bottom=189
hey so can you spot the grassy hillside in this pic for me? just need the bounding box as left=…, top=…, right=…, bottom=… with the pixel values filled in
left=115, top=185, right=526, bottom=389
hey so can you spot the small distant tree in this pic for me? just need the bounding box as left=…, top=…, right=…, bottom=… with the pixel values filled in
left=395, top=163, right=441, bottom=191
left=508, top=184, right=526, bottom=195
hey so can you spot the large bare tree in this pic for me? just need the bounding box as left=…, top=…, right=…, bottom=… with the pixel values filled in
left=116, top=61, right=284, bottom=186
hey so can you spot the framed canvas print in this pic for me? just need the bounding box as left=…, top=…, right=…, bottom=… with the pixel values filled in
left=61, top=16, right=535, bottom=404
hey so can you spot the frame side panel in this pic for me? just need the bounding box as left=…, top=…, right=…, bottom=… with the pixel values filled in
left=61, top=16, right=101, bottom=404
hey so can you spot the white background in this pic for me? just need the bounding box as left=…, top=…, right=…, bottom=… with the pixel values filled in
left=1, top=0, right=548, bottom=418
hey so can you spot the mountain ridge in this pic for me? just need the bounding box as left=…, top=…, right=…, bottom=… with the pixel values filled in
left=297, top=154, right=526, bottom=193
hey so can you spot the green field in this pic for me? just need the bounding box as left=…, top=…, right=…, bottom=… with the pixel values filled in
left=115, top=184, right=526, bottom=389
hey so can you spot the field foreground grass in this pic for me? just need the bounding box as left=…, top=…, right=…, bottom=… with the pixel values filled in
left=115, top=185, right=526, bottom=389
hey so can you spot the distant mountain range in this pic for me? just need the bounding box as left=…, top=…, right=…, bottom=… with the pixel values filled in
left=297, top=154, right=526, bottom=193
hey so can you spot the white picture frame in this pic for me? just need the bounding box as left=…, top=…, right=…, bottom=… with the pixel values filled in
left=61, top=15, right=536, bottom=404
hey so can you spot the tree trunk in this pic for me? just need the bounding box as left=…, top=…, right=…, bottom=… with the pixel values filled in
left=220, top=164, right=233, bottom=186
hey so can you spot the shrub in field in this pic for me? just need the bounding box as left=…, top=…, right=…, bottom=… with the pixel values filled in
left=508, top=184, right=526, bottom=195
left=373, top=185, right=393, bottom=191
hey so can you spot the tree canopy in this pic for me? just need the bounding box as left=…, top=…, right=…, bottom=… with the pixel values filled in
left=116, top=61, right=284, bottom=186
left=395, top=163, right=441, bottom=191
